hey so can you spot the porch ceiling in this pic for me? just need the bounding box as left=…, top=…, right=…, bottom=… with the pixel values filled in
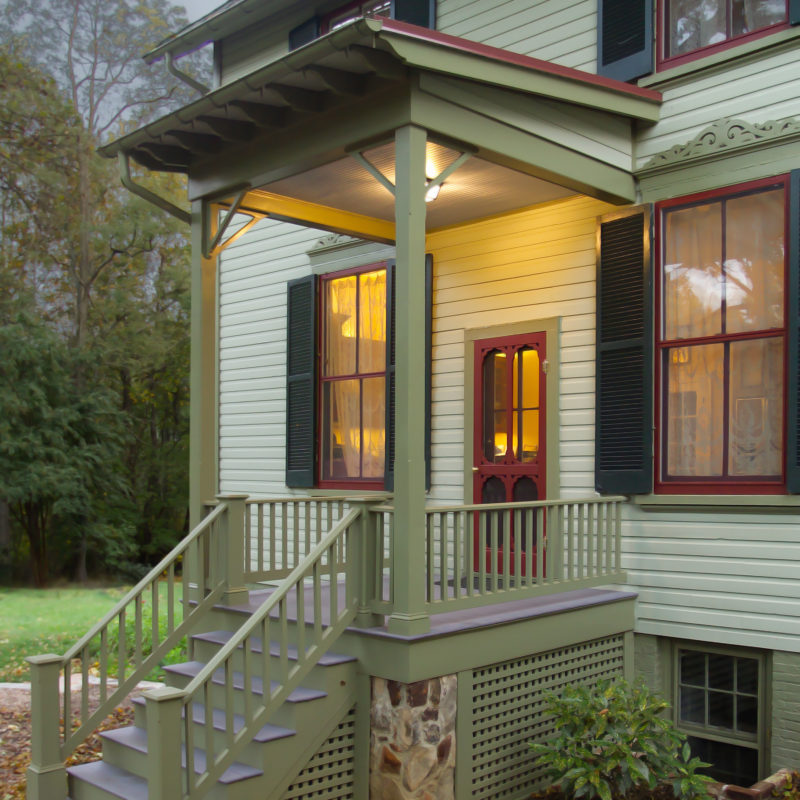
left=101, top=17, right=662, bottom=231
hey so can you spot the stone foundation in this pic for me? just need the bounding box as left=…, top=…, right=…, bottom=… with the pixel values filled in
left=369, top=674, right=457, bottom=800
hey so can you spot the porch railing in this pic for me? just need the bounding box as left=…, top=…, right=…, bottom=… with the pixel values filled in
left=156, top=506, right=364, bottom=799
left=367, top=496, right=626, bottom=615
left=25, top=499, right=239, bottom=800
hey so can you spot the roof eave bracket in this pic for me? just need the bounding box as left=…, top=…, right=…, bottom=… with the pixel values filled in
left=119, top=152, right=191, bottom=224
left=204, top=188, right=266, bottom=258
left=167, top=51, right=210, bottom=96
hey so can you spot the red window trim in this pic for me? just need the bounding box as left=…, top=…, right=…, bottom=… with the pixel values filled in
left=654, top=175, right=790, bottom=495
left=317, top=261, right=388, bottom=490
left=656, top=0, right=789, bottom=71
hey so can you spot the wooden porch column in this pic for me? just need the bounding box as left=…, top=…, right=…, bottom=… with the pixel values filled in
left=388, top=124, right=430, bottom=636
left=189, top=199, right=218, bottom=529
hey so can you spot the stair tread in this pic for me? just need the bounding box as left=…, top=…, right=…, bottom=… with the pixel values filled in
left=67, top=761, right=147, bottom=800
left=100, top=726, right=262, bottom=783
left=192, top=630, right=356, bottom=666
left=164, top=660, right=328, bottom=702
left=132, top=696, right=296, bottom=743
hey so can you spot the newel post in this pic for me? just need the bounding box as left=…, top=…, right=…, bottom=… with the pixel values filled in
left=26, top=654, right=67, bottom=800
left=355, top=499, right=386, bottom=629
left=217, top=493, right=250, bottom=605
left=144, top=687, right=186, bottom=800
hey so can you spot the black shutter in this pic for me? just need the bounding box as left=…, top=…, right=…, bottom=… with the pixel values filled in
left=286, top=275, right=317, bottom=488
left=597, top=0, right=653, bottom=82
left=384, top=255, right=433, bottom=492
left=791, top=0, right=800, bottom=25
left=391, top=0, right=435, bottom=28
left=787, top=171, right=800, bottom=492
left=289, top=16, right=320, bottom=50
left=595, top=206, right=653, bottom=495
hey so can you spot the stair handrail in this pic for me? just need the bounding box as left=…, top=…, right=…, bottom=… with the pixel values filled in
left=27, top=501, right=230, bottom=785
left=174, top=505, right=365, bottom=799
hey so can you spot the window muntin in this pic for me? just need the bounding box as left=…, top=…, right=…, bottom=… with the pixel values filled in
left=676, top=646, right=763, bottom=786
left=661, top=0, right=787, bottom=66
left=657, top=180, right=787, bottom=489
left=320, top=267, right=386, bottom=484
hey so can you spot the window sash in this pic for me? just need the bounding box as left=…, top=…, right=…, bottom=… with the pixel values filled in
left=657, top=180, right=788, bottom=489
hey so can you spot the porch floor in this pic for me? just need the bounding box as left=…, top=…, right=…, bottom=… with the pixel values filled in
left=220, top=579, right=636, bottom=641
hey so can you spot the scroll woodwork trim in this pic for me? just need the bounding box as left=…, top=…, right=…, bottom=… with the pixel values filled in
left=639, top=116, right=800, bottom=174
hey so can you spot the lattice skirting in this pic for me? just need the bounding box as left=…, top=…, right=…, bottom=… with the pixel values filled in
left=471, top=635, right=626, bottom=800
left=282, top=706, right=356, bottom=800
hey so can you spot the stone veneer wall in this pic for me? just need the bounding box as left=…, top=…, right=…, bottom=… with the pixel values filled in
left=370, top=675, right=457, bottom=800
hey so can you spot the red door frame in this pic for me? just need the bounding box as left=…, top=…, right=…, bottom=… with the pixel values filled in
left=472, top=332, right=547, bottom=576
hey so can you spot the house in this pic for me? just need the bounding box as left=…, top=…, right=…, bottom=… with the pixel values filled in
left=25, top=1, right=800, bottom=799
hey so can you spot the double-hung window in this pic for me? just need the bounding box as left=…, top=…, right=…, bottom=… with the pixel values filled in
left=656, top=178, right=788, bottom=492
left=320, top=266, right=387, bottom=486
left=595, top=173, right=800, bottom=496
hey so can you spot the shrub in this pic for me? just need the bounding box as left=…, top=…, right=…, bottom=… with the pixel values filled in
left=529, top=677, right=712, bottom=800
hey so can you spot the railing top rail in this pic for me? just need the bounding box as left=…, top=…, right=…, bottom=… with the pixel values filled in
left=62, top=503, right=227, bottom=663
left=244, top=494, right=392, bottom=505
left=182, top=505, right=363, bottom=698
left=423, top=496, right=627, bottom=514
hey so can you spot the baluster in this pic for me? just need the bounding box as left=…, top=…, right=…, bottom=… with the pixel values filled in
left=261, top=615, right=271, bottom=708
left=567, top=504, right=575, bottom=580
left=151, top=580, right=159, bottom=651
left=438, top=512, right=446, bottom=602
left=118, top=609, right=127, bottom=683
left=63, top=662, right=71, bottom=739
left=313, top=561, right=323, bottom=642
left=502, top=509, right=510, bottom=591
left=279, top=598, right=289, bottom=685
left=525, top=509, right=533, bottom=585
left=597, top=503, right=605, bottom=573
left=587, top=503, right=595, bottom=577
left=490, top=512, right=499, bottom=593
left=614, top=501, right=622, bottom=573
left=135, top=594, right=143, bottom=668
left=534, top=508, right=543, bottom=583
left=605, top=502, right=613, bottom=574
left=204, top=680, right=215, bottom=771
left=296, top=579, right=306, bottom=660
left=466, top=512, right=474, bottom=597
left=578, top=504, right=586, bottom=578
left=80, top=647, right=89, bottom=726
left=256, top=503, right=263, bottom=576
left=328, top=543, right=338, bottom=624
left=316, top=500, right=323, bottom=546
left=167, top=563, right=175, bottom=634
left=514, top=509, right=522, bottom=586
left=99, top=628, right=108, bottom=703
left=426, top=514, right=435, bottom=603
left=181, top=543, right=190, bottom=620
left=453, top=513, right=461, bottom=601
left=243, top=638, right=253, bottom=724
left=184, top=709, right=195, bottom=795
left=281, top=503, right=288, bottom=573
left=304, top=501, right=311, bottom=559
left=225, top=659, right=235, bottom=746
left=293, top=502, right=300, bottom=568
left=269, top=503, right=276, bottom=574
left=478, top=511, right=487, bottom=595
left=245, top=503, right=252, bottom=577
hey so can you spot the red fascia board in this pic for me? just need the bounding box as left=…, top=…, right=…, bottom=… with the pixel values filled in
left=376, top=17, right=662, bottom=103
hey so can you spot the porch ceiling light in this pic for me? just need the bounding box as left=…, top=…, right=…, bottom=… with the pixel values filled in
left=424, top=181, right=442, bottom=202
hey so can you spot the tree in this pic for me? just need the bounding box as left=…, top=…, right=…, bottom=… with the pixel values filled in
left=0, top=312, right=124, bottom=585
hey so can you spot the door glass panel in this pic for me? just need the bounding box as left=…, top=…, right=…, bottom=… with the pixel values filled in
left=483, top=351, right=507, bottom=462
left=513, top=348, right=540, bottom=462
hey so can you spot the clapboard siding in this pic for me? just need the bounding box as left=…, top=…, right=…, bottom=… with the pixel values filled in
left=636, top=45, right=800, bottom=169
left=437, top=0, right=597, bottom=71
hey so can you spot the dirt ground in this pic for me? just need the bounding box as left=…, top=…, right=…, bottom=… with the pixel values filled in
left=0, top=683, right=136, bottom=800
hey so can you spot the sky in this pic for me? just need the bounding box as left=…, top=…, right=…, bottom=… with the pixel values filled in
left=182, top=0, right=224, bottom=22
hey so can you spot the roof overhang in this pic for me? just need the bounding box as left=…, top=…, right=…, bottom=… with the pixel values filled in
left=103, top=18, right=662, bottom=234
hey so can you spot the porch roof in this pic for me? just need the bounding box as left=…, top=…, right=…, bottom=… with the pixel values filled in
left=101, top=17, right=662, bottom=232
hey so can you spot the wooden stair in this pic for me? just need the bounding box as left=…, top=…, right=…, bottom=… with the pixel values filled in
left=66, top=594, right=358, bottom=800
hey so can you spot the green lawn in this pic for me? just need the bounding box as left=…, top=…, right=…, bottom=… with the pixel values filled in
left=0, top=583, right=184, bottom=682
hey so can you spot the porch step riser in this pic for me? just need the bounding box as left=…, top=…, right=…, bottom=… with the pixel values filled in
left=190, top=640, right=350, bottom=692
left=162, top=668, right=345, bottom=731
left=130, top=703, right=301, bottom=770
